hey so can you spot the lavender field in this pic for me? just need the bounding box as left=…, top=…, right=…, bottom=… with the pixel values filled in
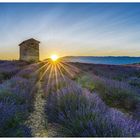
left=0, top=60, right=140, bottom=137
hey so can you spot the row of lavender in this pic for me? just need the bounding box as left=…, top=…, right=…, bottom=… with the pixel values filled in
left=42, top=66, right=140, bottom=137
left=72, top=63, right=140, bottom=119
left=0, top=60, right=29, bottom=84
left=76, top=73, right=140, bottom=120
left=73, top=63, right=140, bottom=89
left=0, top=62, right=41, bottom=137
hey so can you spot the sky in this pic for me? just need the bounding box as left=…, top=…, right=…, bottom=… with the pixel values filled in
left=0, top=3, right=140, bottom=60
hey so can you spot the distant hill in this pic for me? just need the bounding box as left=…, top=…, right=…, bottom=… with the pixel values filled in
left=62, top=56, right=140, bottom=65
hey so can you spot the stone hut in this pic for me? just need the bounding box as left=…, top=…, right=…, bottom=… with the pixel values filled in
left=19, top=38, right=40, bottom=62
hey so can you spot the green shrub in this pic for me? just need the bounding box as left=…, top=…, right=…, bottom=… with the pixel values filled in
left=76, top=75, right=95, bottom=92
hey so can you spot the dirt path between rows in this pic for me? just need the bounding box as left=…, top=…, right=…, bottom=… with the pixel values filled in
left=25, top=80, right=63, bottom=137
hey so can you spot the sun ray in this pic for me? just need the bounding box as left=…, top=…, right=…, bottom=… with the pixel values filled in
left=54, top=64, right=59, bottom=91
left=58, top=62, right=74, bottom=78
left=34, top=61, right=50, bottom=74
left=56, top=63, right=66, bottom=81
left=61, top=61, right=80, bottom=73
left=35, top=57, right=81, bottom=96
left=39, top=63, right=52, bottom=81
left=45, top=64, right=54, bottom=93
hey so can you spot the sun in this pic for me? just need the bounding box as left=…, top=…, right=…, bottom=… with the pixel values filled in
left=50, top=54, right=59, bottom=61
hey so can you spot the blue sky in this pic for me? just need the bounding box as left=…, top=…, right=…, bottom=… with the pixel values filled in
left=0, top=3, right=140, bottom=60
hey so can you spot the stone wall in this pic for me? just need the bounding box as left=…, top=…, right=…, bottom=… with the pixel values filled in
left=20, top=40, right=39, bottom=62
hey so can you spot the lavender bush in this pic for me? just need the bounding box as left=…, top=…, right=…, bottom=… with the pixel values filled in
left=0, top=61, right=28, bottom=83
left=45, top=79, right=140, bottom=137
left=73, top=63, right=140, bottom=81
left=0, top=77, right=34, bottom=106
left=0, top=63, right=41, bottom=137
left=91, top=74, right=140, bottom=112
left=76, top=73, right=140, bottom=114
left=0, top=101, right=30, bottom=136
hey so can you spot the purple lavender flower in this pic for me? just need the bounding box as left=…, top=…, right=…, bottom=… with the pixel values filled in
left=45, top=78, right=140, bottom=137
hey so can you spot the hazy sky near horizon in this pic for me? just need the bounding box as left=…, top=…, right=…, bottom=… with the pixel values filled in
left=0, top=3, right=140, bottom=60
